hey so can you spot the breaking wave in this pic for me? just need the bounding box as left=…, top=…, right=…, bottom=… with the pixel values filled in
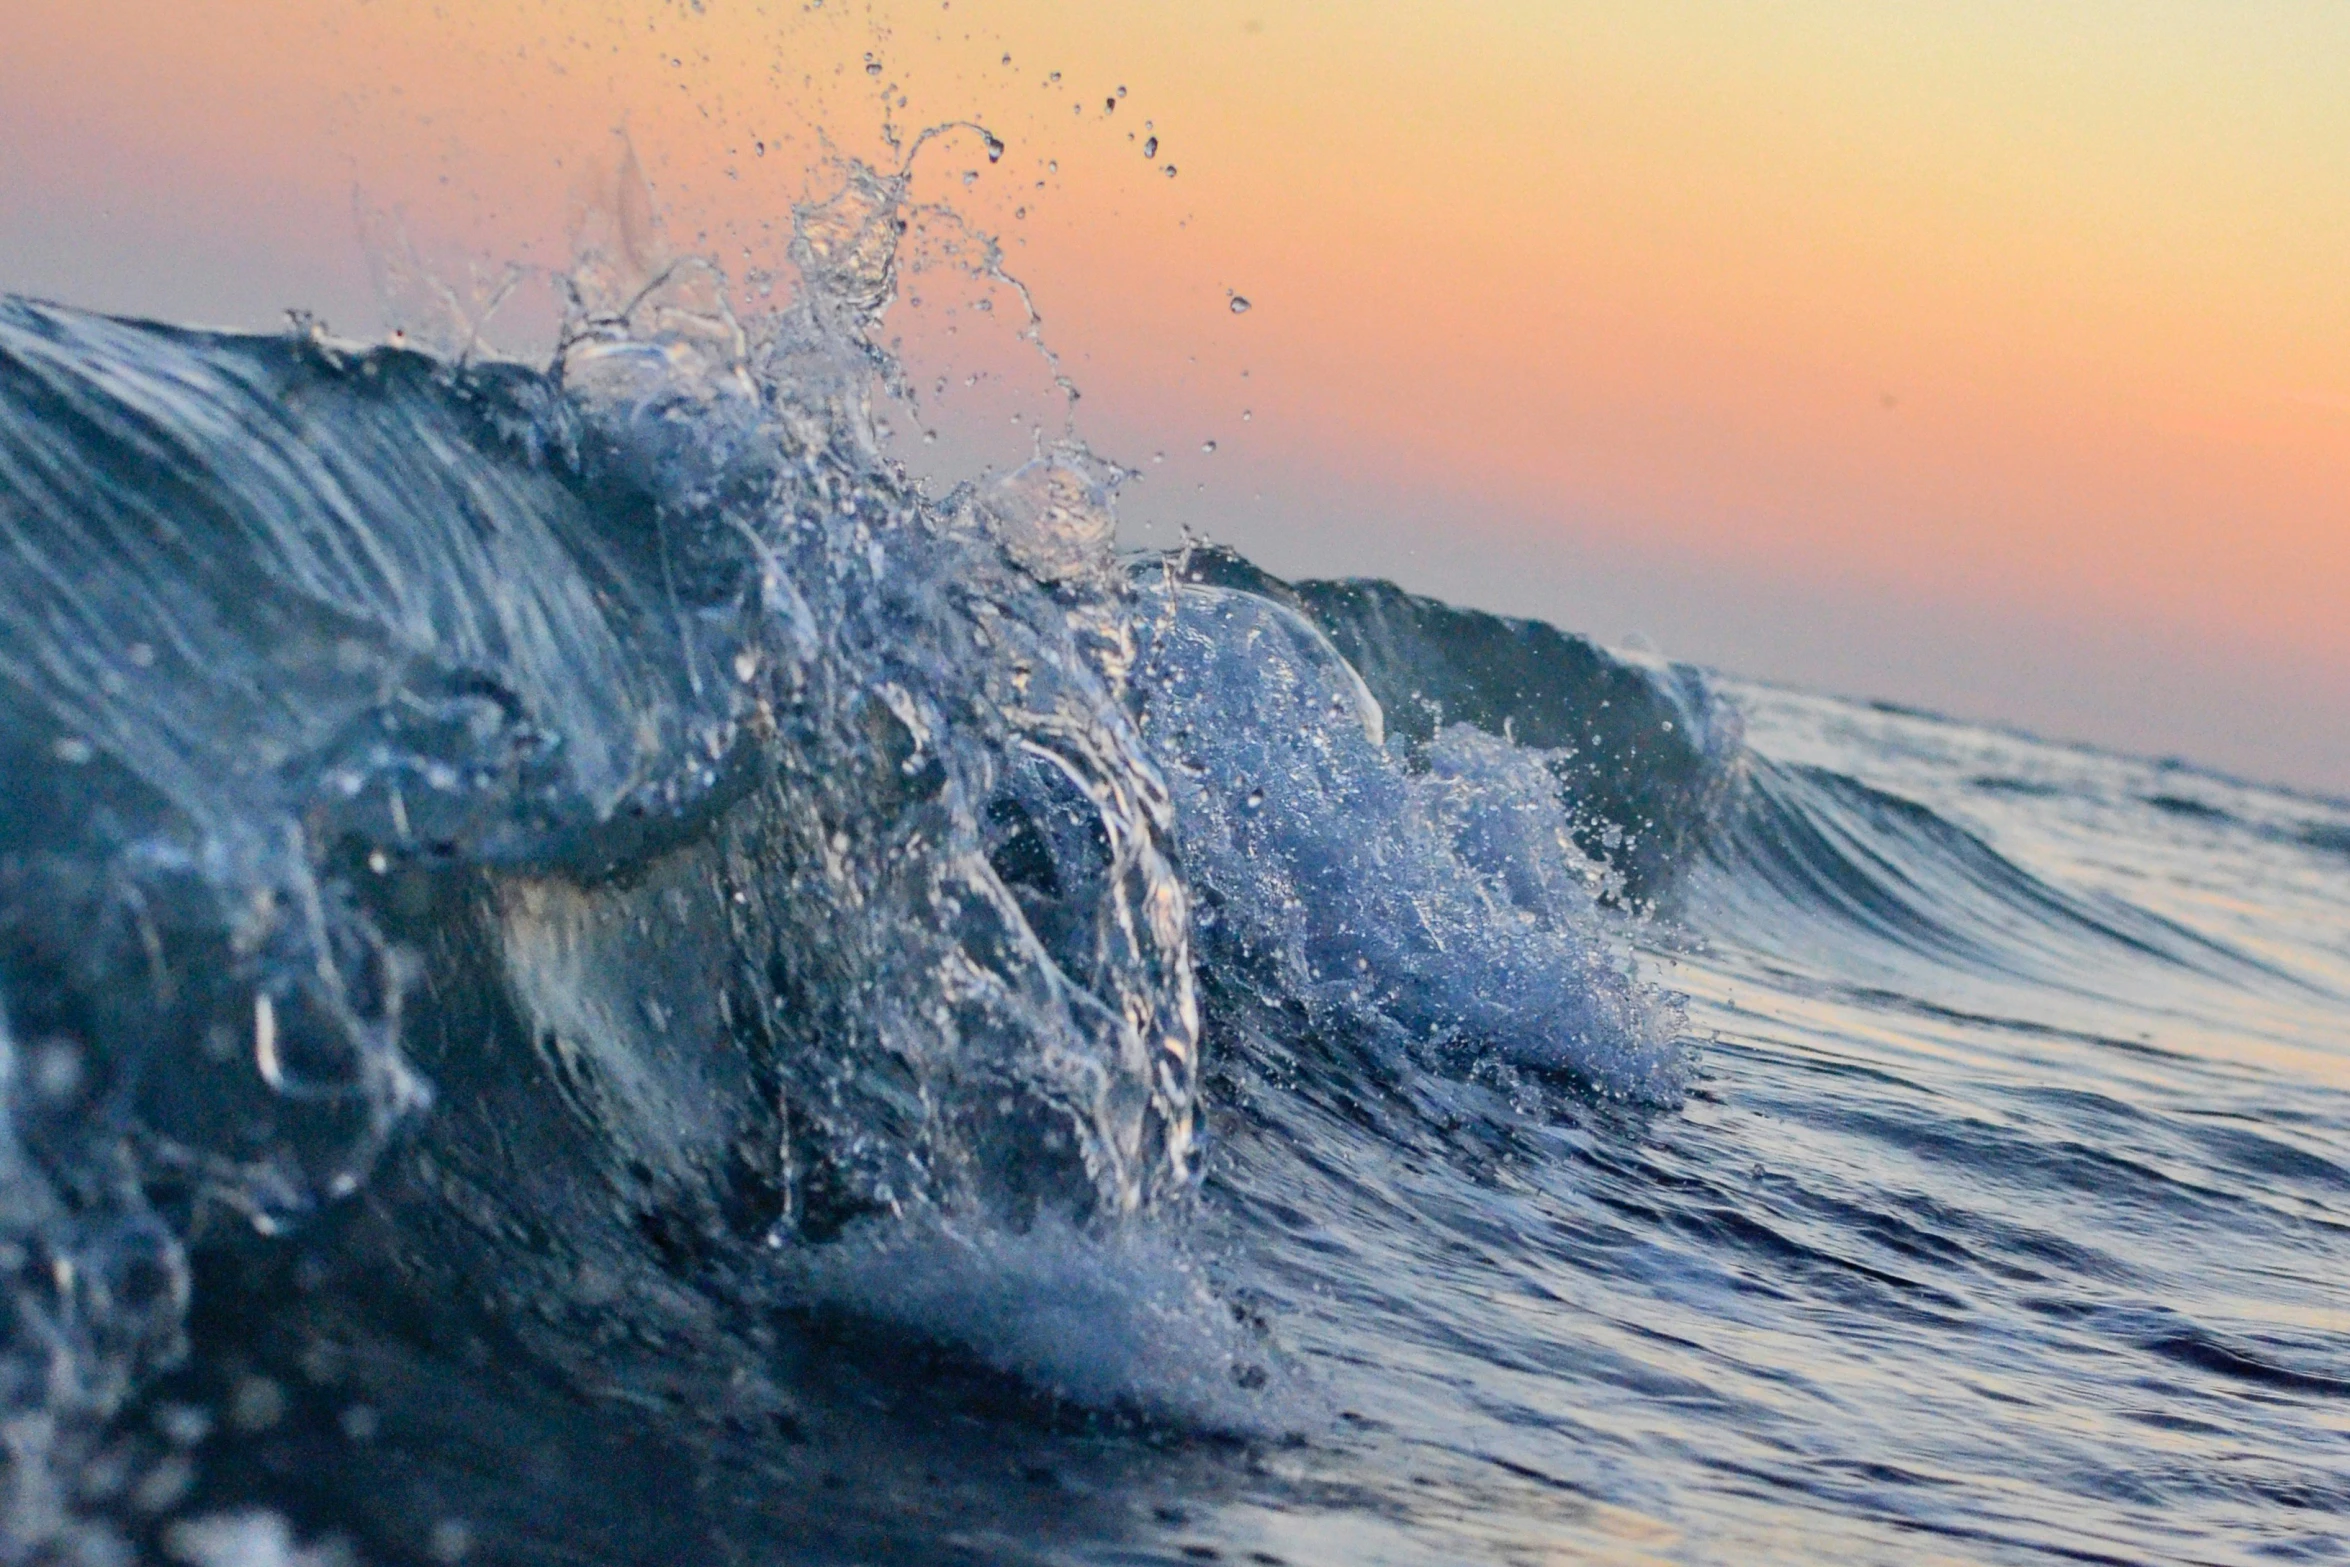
left=0, top=149, right=1702, bottom=1559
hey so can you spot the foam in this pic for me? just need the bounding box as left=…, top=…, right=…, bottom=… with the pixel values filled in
left=787, top=1216, right=1303, bottom=1436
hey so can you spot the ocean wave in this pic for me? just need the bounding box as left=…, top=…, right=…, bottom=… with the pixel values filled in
left=1167, top=545, right=1741, bottom=905
left=11, top=130, right=2331, bottom=1567
left=1694, top=755, right=2292, bottom=995
left=0, top=152, right=1695, bottom=1554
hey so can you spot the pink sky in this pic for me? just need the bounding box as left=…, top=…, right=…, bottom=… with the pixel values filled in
left=3, top=0, right=2344, bottom=790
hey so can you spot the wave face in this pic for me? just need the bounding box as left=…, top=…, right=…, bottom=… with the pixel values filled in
left=2, top=284, right=2346, bottom=1564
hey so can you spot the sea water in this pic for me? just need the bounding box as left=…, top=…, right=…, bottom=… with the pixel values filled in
left=0, top=155, right=2342, bottom=1567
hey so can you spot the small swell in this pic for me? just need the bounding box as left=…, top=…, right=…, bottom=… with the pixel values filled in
left=1697, top=759, right=2281, bottom=992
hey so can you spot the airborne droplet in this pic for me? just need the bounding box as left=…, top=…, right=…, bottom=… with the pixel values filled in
left=1201, top=440, right=1218, bottom=454
left=1164, top=165, right=1178, bottom=178
left=864, top=53, right=882, bottom=76
left=1143, top=136, right=1158, bottom=158
left=1228, top=294, right=1251, bottom=314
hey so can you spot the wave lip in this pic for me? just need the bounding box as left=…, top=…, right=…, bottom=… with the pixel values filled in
left=1165, top=545, right=1742, bottom=903
left=1132, top=576, right=1688, bottom=1103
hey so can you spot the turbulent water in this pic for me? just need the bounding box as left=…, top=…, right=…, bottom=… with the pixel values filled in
left=0, top=196, right=2344, bottom=1566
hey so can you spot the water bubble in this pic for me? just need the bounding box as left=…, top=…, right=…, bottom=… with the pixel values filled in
left=1143, top=136, right=1159, bottom=158
left=1227, top=294, right=1251, bottom=314
left=864, top=53, right=882, bottom=76
left=1048, top=159, right=1059, bottom=174
left=1105, top=97, right=1117, bottom=114
left=754, top=140, right=767, bottom=158
left=1164, top=165, right=1178, bottom=178
left=1048, top=70, right=1061, bottom=84
left=1117, top=85, right=1128, bottom=97
left=157, top=1406, right=213, bottom=1448
left=1241, top=409, right=1252, bottom=421
left=428, top=1519, right=474, bottom=1565
left=1201, top=440, right=1218, bottom=454
left=31, top=1039, right=84, bottom=1103
left=231, top=1375, right=286, bottom=1432
left=962, top=170, right=978, bottom=187
left=984, top=133, right=1006, bottom=163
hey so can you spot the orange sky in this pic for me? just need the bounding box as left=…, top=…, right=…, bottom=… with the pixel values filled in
left=2, top=0, right=2345, bottom=788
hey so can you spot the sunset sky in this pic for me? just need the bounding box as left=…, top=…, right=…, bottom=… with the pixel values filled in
left=4, top=0, right=2345, bottom=790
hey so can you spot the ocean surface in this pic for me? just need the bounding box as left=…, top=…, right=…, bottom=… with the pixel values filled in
left=0, top=176, right=2344, bottom=1566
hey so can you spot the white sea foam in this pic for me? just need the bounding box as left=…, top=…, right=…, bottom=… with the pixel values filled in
left=786, top=1216, right=1303, bottom=1436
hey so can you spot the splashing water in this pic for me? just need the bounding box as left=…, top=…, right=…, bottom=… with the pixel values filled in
left=0, top=124, right=1715, bottom=1566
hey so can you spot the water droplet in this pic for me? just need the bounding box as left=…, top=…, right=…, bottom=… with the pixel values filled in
left=1105, top=97, right=1117, bottom=114
left=984, top=133, right=1005, bottom=163
left=1048, top=159, right=1059, bottom=174
left=1143, top=136, right=1158, bottom=158
left=1201, top=440, right=1218, bottom=454
left=1241, top=408, right=1252, bottom=421
left=1228, top=294, right=1251, bottom=314
left=754, top=139, right=767, bottom=157
left=864, top=52, right=882, bottom=75
left=962, top=170, right=978, bottom=186
left=1048, top=70, right=1061, bottom=84
left=1164, top=165, right=1178, bottom=178
left=1152, top=451, right=1166, bottom=464
left=1244, top=788, right=1264, bottom=811
left=1117, top=84, right=1128, bottom=97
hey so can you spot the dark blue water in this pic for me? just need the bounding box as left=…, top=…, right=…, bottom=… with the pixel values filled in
left=0, top=172, right=2343, bottom=1566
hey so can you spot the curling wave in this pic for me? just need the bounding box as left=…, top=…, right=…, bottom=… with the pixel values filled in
left=0, top=158, right=1695, bottom=1556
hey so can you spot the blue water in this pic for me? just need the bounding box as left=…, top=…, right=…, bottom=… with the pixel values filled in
left=0, top=161, right=2343, bottom=1566
left=1192, top=682, right=2350, bottom=1565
